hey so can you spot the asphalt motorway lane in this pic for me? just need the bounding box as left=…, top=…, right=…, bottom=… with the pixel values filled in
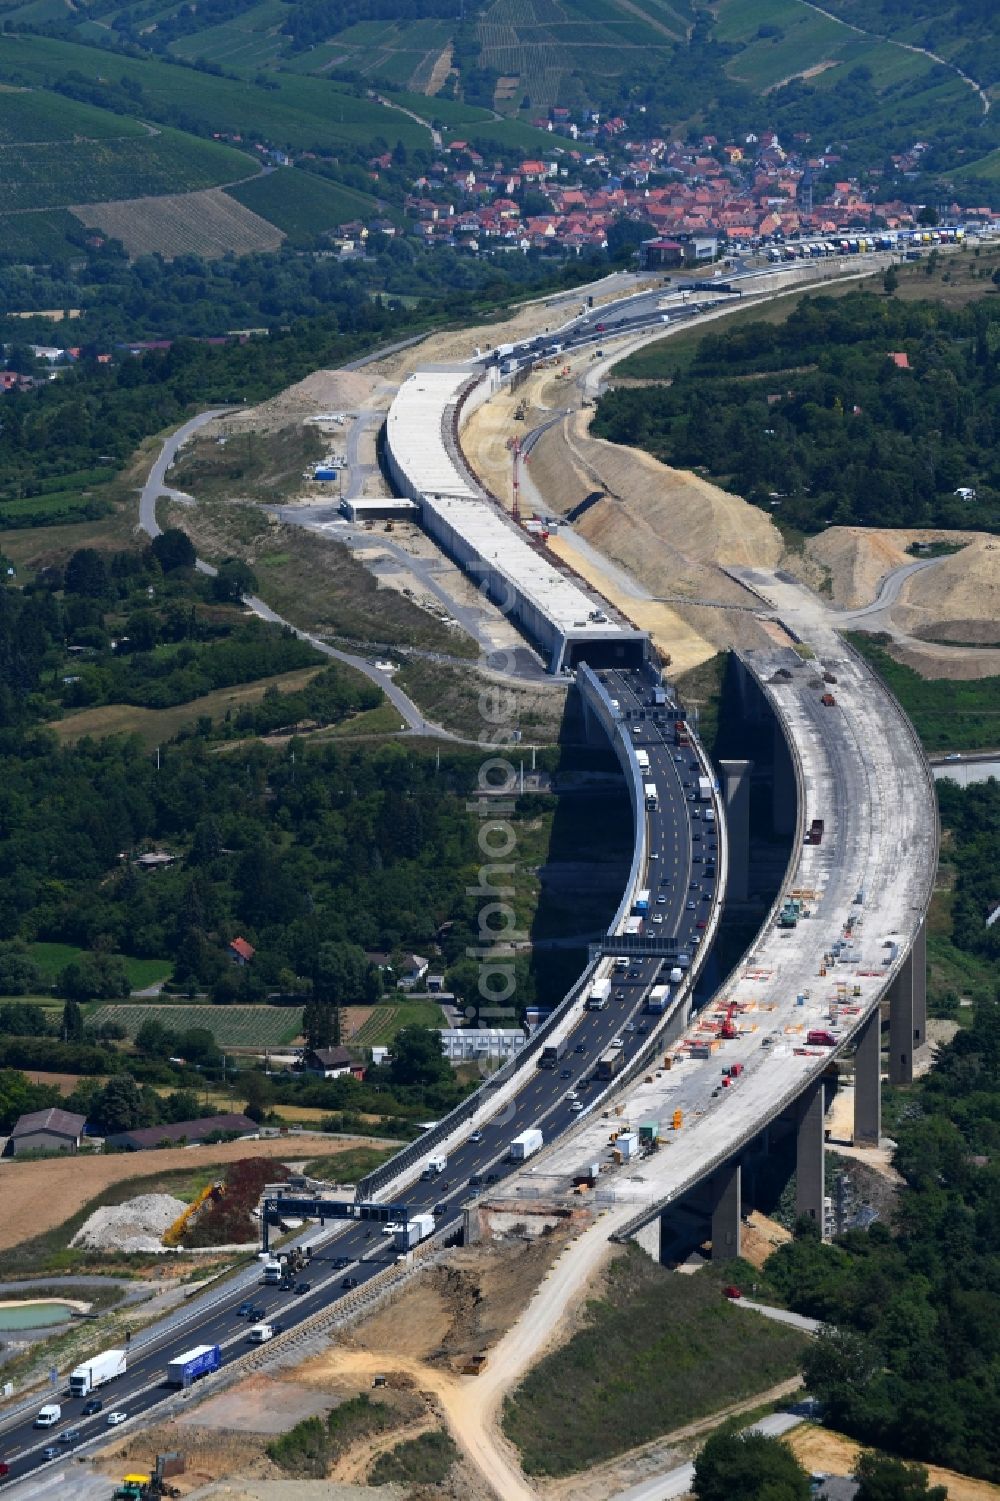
left=0, top=668, right=707, bottom=1490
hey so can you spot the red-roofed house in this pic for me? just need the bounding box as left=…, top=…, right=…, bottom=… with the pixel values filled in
left=229, top=937, right=255, bottom=966
left=888, top=352, right=910, bottom=370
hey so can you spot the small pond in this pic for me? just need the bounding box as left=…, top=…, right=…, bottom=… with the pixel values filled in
left=0, top=1302, right=77, bottom=1330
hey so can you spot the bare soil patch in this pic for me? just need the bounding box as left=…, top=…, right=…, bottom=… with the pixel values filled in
left=177, top=1373, right=336, bottom=1435
left=72, top=187, right=284, bottom=260
left=896, top=534, right=1000, bottom=643
left=0, top=1136, right=378, bottom=1253
left=786, top=1425, right=1000, bottom=1501
left=805, top=526, right=984, bottom=610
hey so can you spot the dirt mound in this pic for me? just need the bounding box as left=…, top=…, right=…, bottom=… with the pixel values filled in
left=549, top=410, right=783, bottom=569
left=72, top=1192, right=186, bottom=1253
left=805, top=526, right=986, bottom=609
left=897, top=534, right=1000, bottom=643
left=220, top=369, right=382, bottom=433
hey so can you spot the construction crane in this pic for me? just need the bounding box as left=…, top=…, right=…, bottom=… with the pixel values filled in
left=511, top=435, right=522, bottom=524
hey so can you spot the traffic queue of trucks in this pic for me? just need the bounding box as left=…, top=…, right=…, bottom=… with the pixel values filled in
left=69, top=1349, right=127, bottom=1398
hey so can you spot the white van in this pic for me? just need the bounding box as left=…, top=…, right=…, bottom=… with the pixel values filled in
left=34, top=1405, right=61, bottom=1428
left=248, top=1324, right=273, bottom=1344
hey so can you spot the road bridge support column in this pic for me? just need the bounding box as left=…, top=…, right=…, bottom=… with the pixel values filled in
left=889, top=920, right=928, bottom=1086
left=709, top=1160, right=742, bottom=1262
left=720, top=759, right=752, bottom=902
left=853, top=1007, right=881, bottom=1148
left=795, top=1079, right=825, bottom=1233
left=771, top=721, right=796, bottom=837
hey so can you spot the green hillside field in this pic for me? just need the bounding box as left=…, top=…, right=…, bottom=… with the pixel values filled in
left=226, top=168, right=383, bottom=239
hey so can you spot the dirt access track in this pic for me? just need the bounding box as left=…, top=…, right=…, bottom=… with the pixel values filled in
left=0, top=1136, right=383, bottom=1252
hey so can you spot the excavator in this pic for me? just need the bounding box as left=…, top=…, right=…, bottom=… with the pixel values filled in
left=162, top=1182, right=224, bottom=1247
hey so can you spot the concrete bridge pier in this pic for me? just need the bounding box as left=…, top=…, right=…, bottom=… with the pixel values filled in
left=707, top=1160, right=742, bottom=1262
left=853, top=1005, right=882, bottom=1147
left=888, top=918, right=927, bottom=1085
left=771, top=720, right=797, bottom=837
left=720, top=758, right=752, bottom=902
left=795, top=1078, right=826, bottom=1232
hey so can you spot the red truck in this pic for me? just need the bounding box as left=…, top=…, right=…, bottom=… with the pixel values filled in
left=806, top=1029, right=837, bottom=1047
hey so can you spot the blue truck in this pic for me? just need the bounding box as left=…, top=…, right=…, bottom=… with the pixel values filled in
left=167, top=1344, right=222, bottom=1387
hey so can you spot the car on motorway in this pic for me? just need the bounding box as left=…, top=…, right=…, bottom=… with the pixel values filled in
left=106, top=1412, right=127, bottom=1427
left=82, top=1399, right=103, bottom=1416
left=333, top=1256, right=352, bottom=1270
left=615, top=989, right=626, bottom=1000
left=469, top=1130, right=483, bottom=1143
left=656, top=894, right=667, bottom=904
left=561, top=1067, right=572, bottom=1077
left=59, top=1428, right=81, bottom=1445
left=433, top=1202, right=448, bottom=1216
left=660, top=876, right=670, bottom=885
left=566, top=1089, right=579, bottom=1101
left=294, top=1282, right=310, bottom=1295
left=686, top=900, right=696, bottom=911
left=702, top=891, right=711, bottom=901
left=342, top=1277, right=359, bottom=1290
left=238, top=1301, right=254, bottom=1317
left=674, top=753, right=683, bottom=762
left=692, top=831, right=702, bottom=841
left=272, top=1321, right=285, bottom=1335
left=697, top=919, right=707, bottom=929
left=611, top=1035, right=624, bottom=1047
left=629, top=968, right=640, bottom=979
left=652, top=914, right=663, bottom=924
left=575, top=1042, right=587, bottom=1053
left=469, top=1173, right=482, bottom=1187
left=571, top=1101, right=585, bottom=1112
left=649, top=850, right=659, bottom=860
left=42, top=1446, right=60, bottom=1461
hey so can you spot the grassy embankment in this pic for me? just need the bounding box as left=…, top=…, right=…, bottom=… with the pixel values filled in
left=502, top=1248, right=808, bottom=1477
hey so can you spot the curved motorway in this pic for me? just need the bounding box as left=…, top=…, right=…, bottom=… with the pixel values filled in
left=0, top=665, right=709, bottom=1491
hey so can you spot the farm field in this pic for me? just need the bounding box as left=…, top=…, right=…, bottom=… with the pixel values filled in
left=0, top=1137, right=381, bottom=1256
left=73, top=184, right=283, bottom=259
left=475, top=0, right=683, bottom=114
left=0, top=208, right=86, bottom=263
left=226, top=168, right=381, bottom=241
left=48, top=665, right=326, bottom=749
left=87, top=1004, right=305, bottom=1047
left=0, top=127, right=253, bottom=211
left=168, top=0, right=290, bottom=69
left=0, top=37, right=430, bottom=154
left=0, top=88, right=147, bottom=143
left=28, top=943, right=173, bottom=991
left=348, top=1001, right=448, bottom=1048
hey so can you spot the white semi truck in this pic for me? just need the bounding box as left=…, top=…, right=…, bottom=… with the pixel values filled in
left=68, top=1349, right=127, bottom=1398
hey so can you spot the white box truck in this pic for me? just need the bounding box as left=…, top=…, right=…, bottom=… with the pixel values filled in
left=68, top=1348, right=126, bottom=1397
left=393, top=1213, right=436, bottom=1251
left=421, top=1154, right=447, bottom=1180
left=646, top=984, right=670, bottom=1015
left=644, top=782, right=658, bottom=810
left=248, top=1323, right=274, bottom=1344
left=34, top=1404, right=61, bottom=1428
left=262, top=1260, right=283, bottom=1285
left=587, top=977, right=612, bottom=1010
left=510, top=1128, right=543, bottom=1162
left=698, top=776, right=712, bottom=802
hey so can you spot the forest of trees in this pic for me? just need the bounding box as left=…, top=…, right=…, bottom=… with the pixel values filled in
left=594, top=292, right=1000, bottom=533
left=764, top=996, right=1000, bottom=1481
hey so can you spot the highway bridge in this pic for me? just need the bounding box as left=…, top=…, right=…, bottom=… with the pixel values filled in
left=0, top=261, right=938, bottom=1494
